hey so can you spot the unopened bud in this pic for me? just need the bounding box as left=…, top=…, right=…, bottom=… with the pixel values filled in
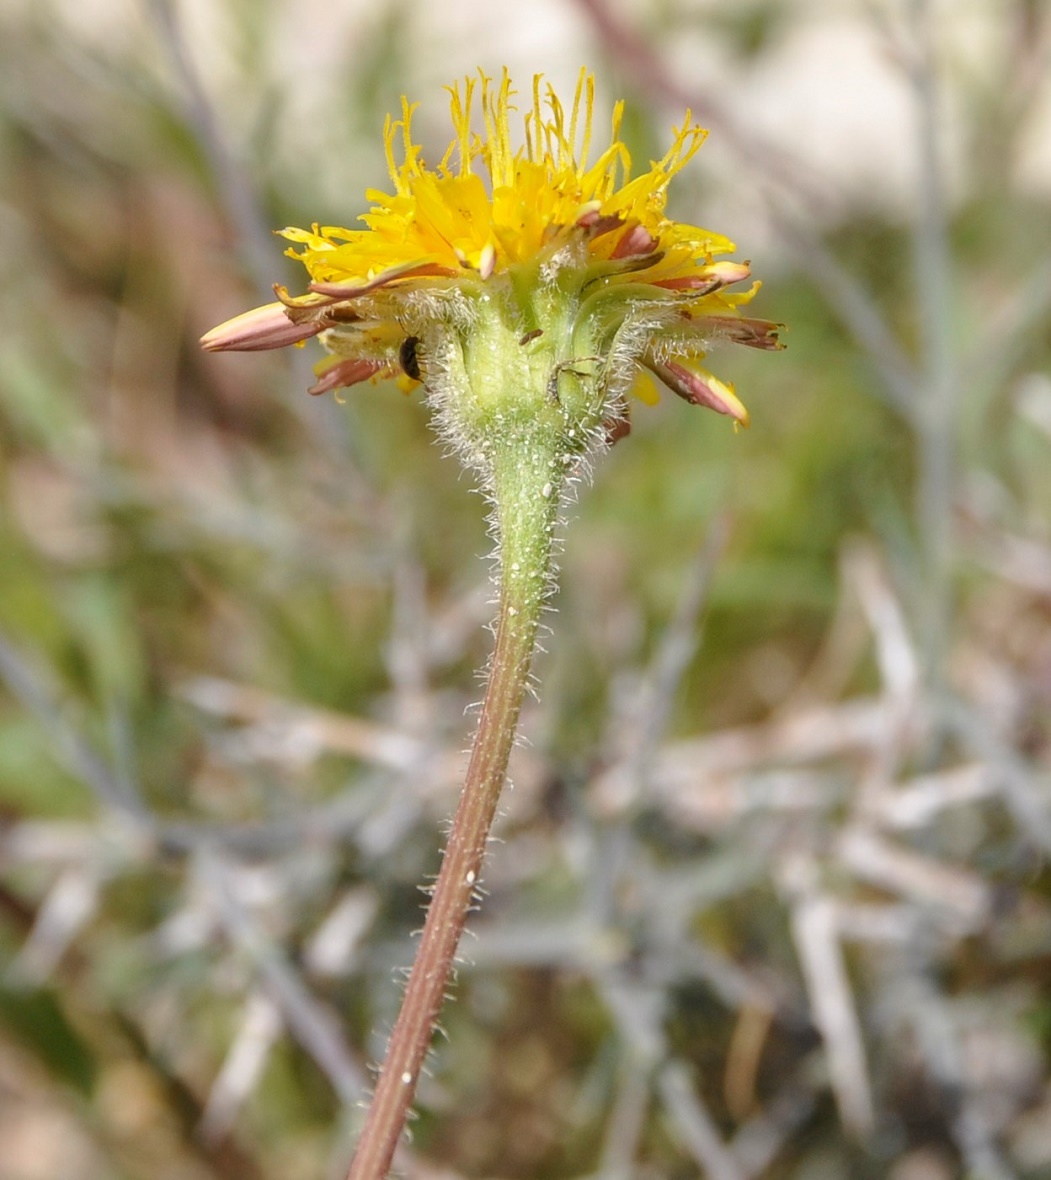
left=200, top=302, right=322, bottom=352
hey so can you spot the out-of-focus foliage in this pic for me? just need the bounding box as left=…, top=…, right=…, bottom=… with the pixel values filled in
left=2, top=2, right=1050, bottom=1178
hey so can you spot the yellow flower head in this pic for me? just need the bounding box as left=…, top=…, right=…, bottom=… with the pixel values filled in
left=202, top=69, right=781, bottom=430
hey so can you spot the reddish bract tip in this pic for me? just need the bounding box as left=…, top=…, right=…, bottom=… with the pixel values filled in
left=307, top=358, right=387, bottom=396
left=653, top=260, right=752, bottom=293
left=575, top=208, right=624, bottom=238
left=649, top=360, right=750, bottom=426
left=706, top=316, right=784, bottom=350
left=611, top=224, right=660, bottom=259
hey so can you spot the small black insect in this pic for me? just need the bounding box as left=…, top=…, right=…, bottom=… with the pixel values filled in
left=399, top=336, right=422, bottom=381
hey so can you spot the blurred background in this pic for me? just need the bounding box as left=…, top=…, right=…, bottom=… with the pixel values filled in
left=2, top=1, right=1051, bottom=1178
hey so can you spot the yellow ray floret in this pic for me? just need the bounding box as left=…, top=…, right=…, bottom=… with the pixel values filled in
left=281, top=68, right=737, bottom=285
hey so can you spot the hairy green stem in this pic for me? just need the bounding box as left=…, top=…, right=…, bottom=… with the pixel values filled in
left=345, top=433, right=561, bottom=1180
